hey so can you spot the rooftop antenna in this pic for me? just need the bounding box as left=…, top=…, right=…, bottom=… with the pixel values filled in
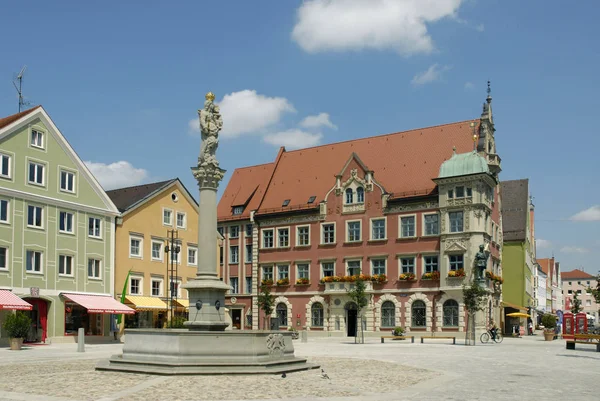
left=13, top=65, right=31, bottom=112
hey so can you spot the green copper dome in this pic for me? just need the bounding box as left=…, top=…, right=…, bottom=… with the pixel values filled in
left=438, top=150, right=490, bottom=178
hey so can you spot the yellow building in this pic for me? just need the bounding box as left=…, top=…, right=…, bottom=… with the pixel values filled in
left=107, top=178, right=222, bottom=328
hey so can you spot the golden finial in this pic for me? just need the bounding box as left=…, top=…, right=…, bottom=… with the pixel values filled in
left=205, top=92, right=215, bottom=101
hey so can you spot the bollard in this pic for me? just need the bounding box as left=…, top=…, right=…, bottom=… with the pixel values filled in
left=301, top=329, right=308, bottom=343
left=77, top=327, right=85, bottom=352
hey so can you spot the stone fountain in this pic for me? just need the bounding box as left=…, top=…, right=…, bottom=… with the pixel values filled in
left=97, top=93, right=318, bottom=375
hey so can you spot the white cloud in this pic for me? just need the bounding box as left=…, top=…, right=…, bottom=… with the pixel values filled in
left=560, top=246, right=589, bottom=254
left=475, top=23, right=485, bottom=32
left=571, top=205, right=600, bottom=222
left=411, top=64, right=451, bottom=85
left=85, top=161, right=148, bottom=190
left=263, top=129, right=323, bottom=150
left=536, top=239, right=552, bottom=249
left=188, top=90, right=295, bottom=138
left=291, top=0, right=464, bottom=56
left=464, top=81, right=474, bottom=90
left=299, top=113, right=337, bottom=130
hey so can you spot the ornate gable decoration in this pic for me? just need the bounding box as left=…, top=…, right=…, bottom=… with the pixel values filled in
left=444, top=239, right=469, bottom=253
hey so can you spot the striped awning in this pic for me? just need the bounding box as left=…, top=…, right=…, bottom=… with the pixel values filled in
left=0, top=290, right=32, bottom=310
left=125, top=295, right=167, bottom=310
left=62, top=293, right=135, bottom=314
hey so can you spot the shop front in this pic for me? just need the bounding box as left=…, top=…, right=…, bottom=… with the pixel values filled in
left=124, top=296, right=168, bottom=328
left=61, top=293, right=135, bottom=337
left=0, top=290, right=33, bottom=346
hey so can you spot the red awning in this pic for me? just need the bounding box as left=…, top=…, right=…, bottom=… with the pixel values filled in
left=62, top=293, right=135, bottom=314
left=0, top=290, right=33, bottom=310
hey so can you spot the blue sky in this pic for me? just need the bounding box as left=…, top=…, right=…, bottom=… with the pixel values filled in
left=0, top=0, right=598, bottom=274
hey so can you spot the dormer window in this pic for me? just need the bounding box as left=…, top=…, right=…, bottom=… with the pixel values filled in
left=307, top=196, right=316, bottom=204
left=345, top=188, right=353, bottom=204
left=282, top=199, right=290, bottom=207
left=356, top=187, right=364, bottom=203
left=232, top=206, right=244, bottom=215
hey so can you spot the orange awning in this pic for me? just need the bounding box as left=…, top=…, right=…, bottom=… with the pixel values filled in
left=62, top=293, right=135, bottom=314
left=0, top=290, right=32, bottom=310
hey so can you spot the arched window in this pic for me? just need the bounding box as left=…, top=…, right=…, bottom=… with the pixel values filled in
left=443, top=300, right=459, bottom=327
left=345, top=188, right=353, bottom=204
left=311, top=302, right=324, bottom=327
left=276, top=303, right=287, bottom=327
left=411, top=300, right=426, bottom=327
left=356, top=187, right=364, bottom=203
left=381, top=301, right=395, bottom=328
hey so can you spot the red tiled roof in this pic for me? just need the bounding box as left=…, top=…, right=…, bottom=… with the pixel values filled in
left=258, top=120, right=478, bottom=210
left=537, top=258, right=553, bottom=275
left=561, top=269, right=594, bottom=280
left=218, top=162, right=276, bottom=220
left=0, top=106, right=42, bottom=130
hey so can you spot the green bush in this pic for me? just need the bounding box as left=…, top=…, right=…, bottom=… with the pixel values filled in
left=3, top=312, right=32, bottom=338
left=392, top=327, right=405, bottom=336
left=168, top=316, right=186, bottom=328
left=541, top=314, right=556, bottom=330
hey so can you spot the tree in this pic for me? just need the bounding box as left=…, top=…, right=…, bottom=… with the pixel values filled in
left=257, top=284, right=275, bottom=330
left=570, top=291, right=582, bottom=314
left=587, top=274, right=600, bottom=316
left=462, top=282, right=489, bottom=345
left=347, top=279, right=369, bottom=344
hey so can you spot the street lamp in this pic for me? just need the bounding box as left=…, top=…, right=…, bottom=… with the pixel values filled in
left=165, top=230, right=180, bottom=325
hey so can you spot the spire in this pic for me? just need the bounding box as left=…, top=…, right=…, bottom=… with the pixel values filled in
left=486, top=80, right=492, bottom=103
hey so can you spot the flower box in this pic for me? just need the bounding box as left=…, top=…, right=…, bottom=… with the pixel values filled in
left=371, top=274, right=387, bottom=284
left=295, top=278, right=310, bottom=285
left=486, top=271, right=504, bottom=284
left=447, top=269, right=466, bottom=278
left=276, top=278, right=290, bottom=286
left=421, top=271, right=440, bottom=280
left=398, top=273, right=416, bottom=281
left=261, top=279, right=274, bottom=286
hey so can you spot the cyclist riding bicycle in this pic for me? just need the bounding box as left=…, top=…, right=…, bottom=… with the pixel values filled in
left=488, top=320, right=498, bottom=340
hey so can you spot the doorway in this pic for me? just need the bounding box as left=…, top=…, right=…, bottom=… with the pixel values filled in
left=23, top=298, right=48, bottom=343
left=345, top=302, right=358, bottom=337
left=231, top=309, right=242, bottom=330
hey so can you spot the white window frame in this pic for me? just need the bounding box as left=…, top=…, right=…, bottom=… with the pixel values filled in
left=230, top=277, right=239, bottom=294
left=449, top=254, right=464, bottom=271
left=262, top=265, right=274, bottom=282
left=422, top=254, right=440, bottom=273
left=187, top=246, right=197, bottom=266
left=130, top=276, right=143, bottom=295
left=245, top=224, right=253, bottom=237
left=88, top=217, right=102, bottom=239
left=296, top=262, right=310, bottom=281
left=277, top=227, right=290, bottom=248
left=399, top=214, right=417, bottom=238
left=0, top=152, right=12, bottom=179
left=27, top=160, right=46, bottom=187
left=321, top=261, right=335, bottom=278
left=0, top=199, right=10, bottom=224
left=320, top=222, right=336, bottom=245
left=296, top=225, right=311, bottom=246
left=277, top=264, right=290, bottom=280
left=399, top=256, right=416, bottom=274
left=176, top=212, right=187, bottom=229
left=168, top=279, right=182, bottom=298
left=87, top=258, right=102, bottom=279
left=162, top=208, right=173, bottom=226
left=58, top=211, right=74, bottom=234
left=27, top=204, right=44, bottom=229
left=261, top=228, right=275, bottom=249
left=151, top=278, right=164, bottom=297
left=58, top=254, right=74, bottom=277
left=422, top=213, right=440, bottom=236
left=169, top=242, right=182, bottom=264
left=346, top=219, right=362, bottom=242
left=229, top=225, right=240, bottom=238
left=151, top=240, right=164, bottom=262
left=30, top=128, right=45, bottom=149
left=0, top=246, right=8, bottom=271
left=59, top=169, right=76, bottom=194
left=129, top=235, right=143, bottom=259
left=25, top=250, right=43, bottom=274
left=369, top=217, right=387, bottom=241
left=229, top=245, right=239, bottom=264
left=449, top=211, right=464, bottom=233
left=371, top=258, right=387, bottom=276
left=346, top=259, right=362, bottom=276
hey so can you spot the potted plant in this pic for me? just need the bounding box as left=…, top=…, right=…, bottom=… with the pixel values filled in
left=3, top=312, right=32, bottom=350
left=392, top=326, right=405, bottom=339
left=541, top=313, right=556, bottom=341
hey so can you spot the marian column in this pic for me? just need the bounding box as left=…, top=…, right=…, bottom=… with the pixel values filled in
left=184, top=92, right=230, bottom=331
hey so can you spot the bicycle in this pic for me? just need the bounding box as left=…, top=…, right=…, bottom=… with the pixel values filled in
left=480, top=330, right=503, bottom=343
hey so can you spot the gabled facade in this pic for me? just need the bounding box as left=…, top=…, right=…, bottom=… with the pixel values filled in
left=0, top=106, right=128, bottom=344
left=561, top=269, right=595, bottom=320
left=107, top=178, right=223, bottom=329
left=218, top=90, right=504, bottom=335
left=537, top=257, right=562, bottom=313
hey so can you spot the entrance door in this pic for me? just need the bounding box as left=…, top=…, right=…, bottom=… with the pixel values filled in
left=23, top=299, right=48, bottom=343
left=347, top=309, right=357, bottom=337
left=232, top=309, right=242, bottom=329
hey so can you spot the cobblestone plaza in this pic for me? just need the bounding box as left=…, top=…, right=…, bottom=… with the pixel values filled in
left=0, top=335, right=598, bottom=400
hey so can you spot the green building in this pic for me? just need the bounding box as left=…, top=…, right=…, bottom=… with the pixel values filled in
left=0, top=106, right=132, bottom=345
left=500, top=178, right=535, bottom=334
